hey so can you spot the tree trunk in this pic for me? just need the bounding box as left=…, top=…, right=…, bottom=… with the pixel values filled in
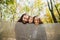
left=47, top=0, right=57, bottom=23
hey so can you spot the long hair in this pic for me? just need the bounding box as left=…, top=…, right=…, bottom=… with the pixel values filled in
left=33, top=16, right=43, bottom=24
left=39, top=18, right=43, bottom=24
left=18, top=14, right=26, bottom=22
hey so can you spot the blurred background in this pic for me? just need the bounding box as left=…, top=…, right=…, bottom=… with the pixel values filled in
left=0, top=0, right=60, bottom=40
left=0, top=0, right=60, bottom=23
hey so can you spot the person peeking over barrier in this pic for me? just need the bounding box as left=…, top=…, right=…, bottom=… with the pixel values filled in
left=18, top=14, right=43, bottom=25
left=33, top=16, right=43, bottom=25
left=18, top=14, right=29, bottom=24
left=28, top=16, right=33, bottom=24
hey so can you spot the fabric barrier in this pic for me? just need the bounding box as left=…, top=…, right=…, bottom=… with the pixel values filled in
left=0, top=21, right=60, bottom=40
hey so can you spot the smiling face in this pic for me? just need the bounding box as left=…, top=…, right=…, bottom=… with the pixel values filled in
left=34, top=16, right=40, bottom=25
left=22, top=14, right=29, bottom=24
left=28, top=16, right=33, bottom=23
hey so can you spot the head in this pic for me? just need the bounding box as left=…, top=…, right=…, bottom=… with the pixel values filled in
left=39, top=18, right=43, bottom=24
left=28, top=16, right=33, bottom=23
left=33, top=16, right=40, bottom=25
left=18, top=14, right=29, bottom=24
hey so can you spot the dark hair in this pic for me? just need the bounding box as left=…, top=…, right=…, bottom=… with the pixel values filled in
left=18, top=14, right=26, bottom=22
left=33, top=16, right=37, bottom=24
left=18, top=14, right=28, bottom=24
left=33, top=16, right=43, bottom=24
left=39, top=18, right=43, bottom=24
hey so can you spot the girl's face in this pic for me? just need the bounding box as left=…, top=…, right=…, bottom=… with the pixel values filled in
left=22, top=15, right=29, bottom=23
left=34, top=17, right=40, bottom=25
left=29, top=17, right=33, bottom=23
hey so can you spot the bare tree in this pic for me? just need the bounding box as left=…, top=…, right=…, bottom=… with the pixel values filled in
left=53, top=0, right=60, bottom=19
left=47, top=0, right=57, bottom=23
